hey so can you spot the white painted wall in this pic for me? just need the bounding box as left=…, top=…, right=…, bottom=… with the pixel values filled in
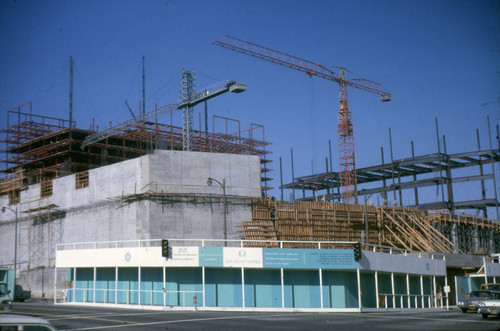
left=359, top=251, right=447, bottom=276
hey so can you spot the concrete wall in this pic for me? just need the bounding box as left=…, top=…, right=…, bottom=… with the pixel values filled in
left=0, top=150, right=261, bottom=298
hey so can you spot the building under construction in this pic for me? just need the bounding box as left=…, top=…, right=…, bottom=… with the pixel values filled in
left=1, top=63, right=500, bottom=307
left=262, top=120, right=500, bottom=256
left=0, top=101, right=271, bottom=201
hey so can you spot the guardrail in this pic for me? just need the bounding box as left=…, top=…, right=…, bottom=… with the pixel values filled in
left=378, top=293, right=445, bottom=309
left=57, top=287, right=203, bottom=307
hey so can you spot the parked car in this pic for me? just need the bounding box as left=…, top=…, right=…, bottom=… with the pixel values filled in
left=0, top=282, right=13, bottom=314
left=477, top=291, right=500, bottom=319
left=0, top=314, right=58, bottom=330
left=480, top=283, right=500, bottom=291
left=457, top=290, right=493, bottom=313
left=14, top=284, right=31, bottom=302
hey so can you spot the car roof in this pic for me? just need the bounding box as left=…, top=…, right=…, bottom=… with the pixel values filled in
left=0, top=314, right=53, bottom=325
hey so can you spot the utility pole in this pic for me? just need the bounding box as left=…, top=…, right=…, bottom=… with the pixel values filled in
left=142, top=56, right=146, bottom=117
left=69, top=56, right=73, bottom=129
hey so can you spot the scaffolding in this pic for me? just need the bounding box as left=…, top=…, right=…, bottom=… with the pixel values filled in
left=0, top=103, right=272, bottom=196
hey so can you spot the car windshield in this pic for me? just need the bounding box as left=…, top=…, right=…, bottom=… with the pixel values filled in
left=469, top=290, right=491, bottom=298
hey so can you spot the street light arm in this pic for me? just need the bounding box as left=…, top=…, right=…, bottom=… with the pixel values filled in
left=207, top=177, right=228, bottom=245
left=2, top=206, right=16, bottom=214
left=207, top=177, right=224, bottom=188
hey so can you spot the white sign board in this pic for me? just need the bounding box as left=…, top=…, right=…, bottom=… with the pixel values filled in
left=223, top=247, right=263, bottom=268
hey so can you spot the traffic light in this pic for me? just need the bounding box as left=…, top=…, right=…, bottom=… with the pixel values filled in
left=161, top=239, right=170, bottom=258
left=353, top=242, right=362, bottom=261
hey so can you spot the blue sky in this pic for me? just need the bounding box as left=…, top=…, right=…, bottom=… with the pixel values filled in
left=1, top=0, right=499, bottom=216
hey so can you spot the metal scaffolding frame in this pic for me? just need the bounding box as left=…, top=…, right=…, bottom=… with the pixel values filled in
left=282, top=149, right=500, bottom=217
left=0, top=103, right=272, bottom=197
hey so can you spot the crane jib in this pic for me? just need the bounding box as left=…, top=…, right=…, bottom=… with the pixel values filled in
left=212, top=36, right=390, bottom=97
left=212, top=34, right=391, bottom=204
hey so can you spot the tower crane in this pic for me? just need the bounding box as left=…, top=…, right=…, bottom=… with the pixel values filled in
left=179, top=69, right=246, bottom=151
left=212, top=35, right=391, bottom=203
left=81, top=73, right=246, bottom=150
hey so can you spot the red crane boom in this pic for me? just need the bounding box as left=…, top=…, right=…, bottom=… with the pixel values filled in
left=212, top=35, right=391, bottom=203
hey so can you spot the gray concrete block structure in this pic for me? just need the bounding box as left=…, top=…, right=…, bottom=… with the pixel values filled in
left=0, top=150, right=262, bottom=298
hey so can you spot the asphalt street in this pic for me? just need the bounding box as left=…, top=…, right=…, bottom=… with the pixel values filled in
left=4, top=302, right=500, bottom=331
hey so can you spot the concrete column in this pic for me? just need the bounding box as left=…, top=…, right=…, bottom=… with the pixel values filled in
left=451, top=223, right=459, bottom=253
left=281, top=268, right=285, bottom=309
left=93, top=267, right=96, bottom=303
left=115, top=267, right=118, bottom=304
left=445, top=275, right=449, bottom=310
left=391, top=272, right=395, bottom=308
left=357, top=268, right=362, bottom=310
left=241, top=267, right=245, bottom=308
left=138, top=266, right=141, bottom=306
left=433, top=276, right=437, bottom=308
left=202, top=267, right=205, bottom=307
left=163, top=266, right=166, bottom=307
left=375, top=271, right=379, bottom=309
left=420, top=275, right=424, bottom=308
left=406, top=274, right=410, bottom=308
left=454, top=275, right=458, bottom=309
left=319, top=269, right=323, bottom=309
left=483, top=257, right=488, bottom=284
left=73, top=267, right=76, bottom=302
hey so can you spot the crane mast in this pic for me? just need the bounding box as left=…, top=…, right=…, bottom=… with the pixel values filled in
left=81, top=69, right=246, bottom=150
left=337, top=69, right=357, bottom=203
left=212, top=35, right=390, bottom=204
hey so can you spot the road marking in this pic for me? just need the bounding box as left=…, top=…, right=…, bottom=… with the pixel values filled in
left=67, top=313, right=298, bottom=330
left=48, top=311, right=173, bottom=321
left=355, top=312, right=491, bottom=324
left=15, top=310, right=183, bottom=321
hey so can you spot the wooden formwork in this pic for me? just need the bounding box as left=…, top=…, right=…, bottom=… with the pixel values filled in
left=377, top=206, right=455, bottom=253
left=242, top=200, right=459, bottom=253
left=244, top=200, right=378, bottom=249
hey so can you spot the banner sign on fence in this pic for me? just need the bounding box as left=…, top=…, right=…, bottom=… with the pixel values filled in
left=262, top=248, right=357, bottom=269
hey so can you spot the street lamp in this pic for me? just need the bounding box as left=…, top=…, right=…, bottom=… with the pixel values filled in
left=207, top=177, right=227, bottom=246
left=2, top=206, right=18, bottom=270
